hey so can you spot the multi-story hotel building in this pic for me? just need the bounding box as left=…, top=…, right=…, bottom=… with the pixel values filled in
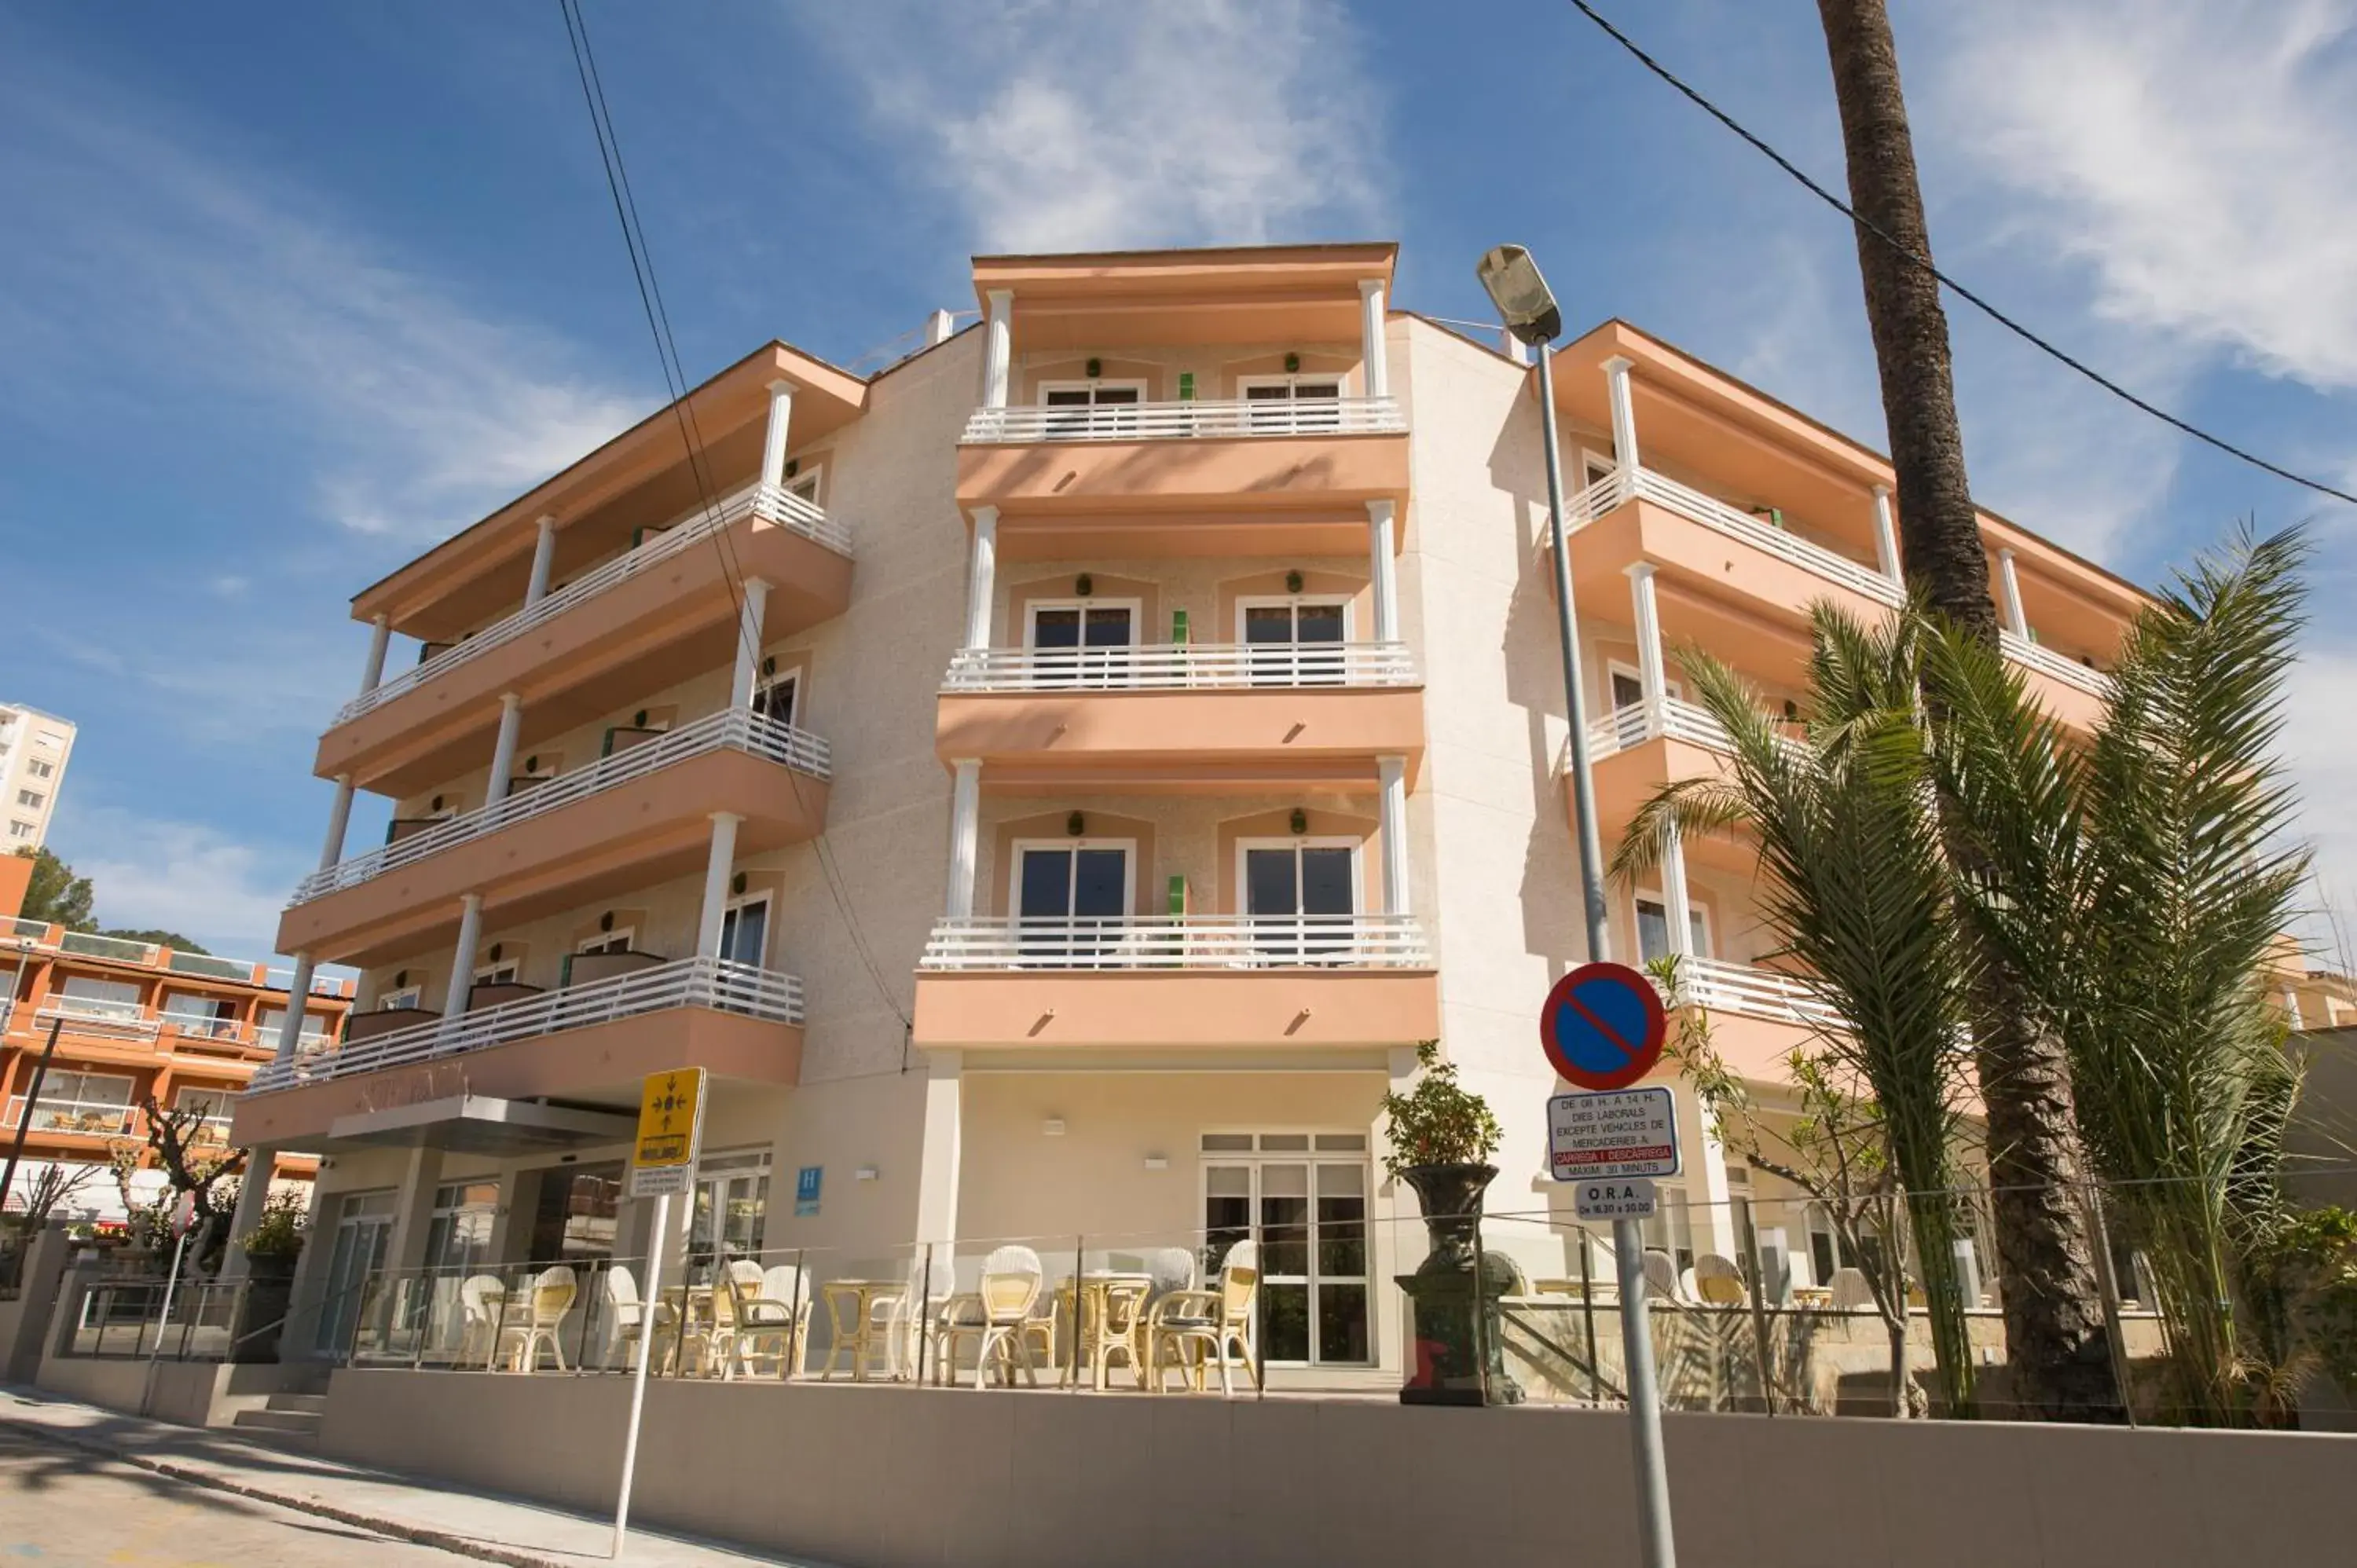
left=2, top=905, right=350, bottom=1222
left=232, top=243, right=2144, bottom=1372
left=0, top=702, right=75, bottom=852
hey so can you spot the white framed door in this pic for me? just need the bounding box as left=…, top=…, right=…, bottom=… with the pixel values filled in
left=717, top=894, right=771, bottom=968
left=1237, top=837, right=1358, bottom=962
left=1024, top=599, right=1138, bottom=687
left=1200, top=1130, right=1372, bottom=1367
left=1237, top=595, right=1351, bottom=684
left=1013, top=838, right=1134, bottom=964
left=1239, top=375, right=1346, bottom=433
left=753, top=669, right=799, bottom=727
left=316, top=1189, right=396, bottom=1354
left=1039, top=379, right=1146, bottom=438
left=1633, top=892, right=1711, bottom=964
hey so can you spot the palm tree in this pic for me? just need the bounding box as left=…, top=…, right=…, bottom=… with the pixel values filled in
left=1615, top=606, right=1979, bottom=1415
left=1924, top=528, right=2311, bottom=1422
left=1819, top=0, right=2117, bottom=1416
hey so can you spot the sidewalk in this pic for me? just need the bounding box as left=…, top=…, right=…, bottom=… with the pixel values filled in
left=0, top=1383, right=822, bottom=1568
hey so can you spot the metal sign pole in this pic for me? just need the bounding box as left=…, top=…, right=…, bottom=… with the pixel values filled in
left=141, top=1228, right=192, bottom=1416
left=611, top=1190, right=669, bottom=1560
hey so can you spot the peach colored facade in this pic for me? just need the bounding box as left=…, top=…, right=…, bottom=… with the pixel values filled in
left=240, top=242, right=2143, bottom=1373
left=2, top=918, right=350, bottom=1222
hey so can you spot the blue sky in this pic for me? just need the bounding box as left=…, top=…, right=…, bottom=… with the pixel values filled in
left=1, top=0, right=2352, bottom=964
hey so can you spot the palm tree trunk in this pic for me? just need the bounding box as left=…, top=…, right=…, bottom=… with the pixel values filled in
left=1816, top=0, right=2119, bottom=1419
left=1813, top=0, right=1993, bottom=639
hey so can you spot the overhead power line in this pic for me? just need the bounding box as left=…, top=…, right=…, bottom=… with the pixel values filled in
left=1567, top=0, right=2357, bottom=509
left=555, top=0, right=912, bottom=1030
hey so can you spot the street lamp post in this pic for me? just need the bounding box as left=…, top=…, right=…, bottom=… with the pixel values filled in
left=1479, top=243, right=1678, bottom=1568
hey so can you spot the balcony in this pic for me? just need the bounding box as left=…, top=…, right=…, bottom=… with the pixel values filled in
left=955, top=398, right=1409, bottom=557
left=4, top=1096, right=137, bottom=1139
left=279, top=709, right=831, bottom=967
left=938, top=641, right=1424, bottom=790
left=232, top=957, right=804, bottom=1150
left=317, top=484, right=854, bottom=798
left=2001, top=629, right=2111, bottom=730
left=1666, top=956, right=1844, bottom=1088
left=912, top=913, right=1438, bottom=1053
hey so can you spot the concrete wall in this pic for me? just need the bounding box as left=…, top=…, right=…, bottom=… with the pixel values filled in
left=319, top=1368, right=2355, bottom=1568
left=0, top=1226, right=71, bottom=1382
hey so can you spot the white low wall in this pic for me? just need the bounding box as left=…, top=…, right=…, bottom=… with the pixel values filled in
left=319, top=1368, right=2353, bottom=1568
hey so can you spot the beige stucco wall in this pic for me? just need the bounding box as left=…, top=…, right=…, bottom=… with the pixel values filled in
left=317, top=1367, right=2357, bottom=1568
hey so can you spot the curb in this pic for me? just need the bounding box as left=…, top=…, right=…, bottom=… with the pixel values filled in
left=0, top=1411, right=593, bottom=1568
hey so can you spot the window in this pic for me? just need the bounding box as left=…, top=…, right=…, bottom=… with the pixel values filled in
left=1635, top=895, right=1710, bottom=964
left=473, top=962, right=519, bottom=986
left=577, top=929, right=636, bottom=957
left=1607, top=661, right=1681, bottom=713
left=162, top=992, right=239, bottom=1039
left=258, top=1007, right=330, bottom=1043
left=752, top=669, right=798, bottom=727
left=171, top=1087, right=236, bottom=1140
left=783, top=467, right=822, bottom=506
left=15, top=789, right=42, bottom=809
left=10, top=1069, right=135, bottom=1134
left=526, top=1163, right=623, bottom=1264
left=1240, top=376, right=1344, bottom=433
left=1025, top=600, right=1137, bottom=687
left=1201, top=1130, right=1372, bottom=1367
left=1239, top=839, right=1358, bottom=962
left=57, top=976, right=142, bottom=1023
left=1039, top=380, right=1145, bottom=438
left=378, top=987, right=423, bottom=1011
left=1238, top=597, right=1349, bottom=685
left=1642, top=1186, right=1697, bottom=1278
left=687, top=1149, right=772, bottom=1282
left=1014, top=840, right=1132, bottom=962
left=26, top=760, right=51, bottom=779
left=35, top=730, right=63, bottom=750
left=424, top=1181, right=500, bottom=1274
left=8, top=821, right=32, bottom=841
left=717, top=894, right=770, bottom=969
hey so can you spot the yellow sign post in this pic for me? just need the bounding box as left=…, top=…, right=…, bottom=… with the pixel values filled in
left=616, top=1065, right=704, bottom=1559
left=629, top=1067, right=705, bottom=1197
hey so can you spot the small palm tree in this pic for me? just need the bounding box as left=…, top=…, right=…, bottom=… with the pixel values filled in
left=1923, top=526, right=2311, bottom=1423
left=1614, top=604, right=1980, bottom=1415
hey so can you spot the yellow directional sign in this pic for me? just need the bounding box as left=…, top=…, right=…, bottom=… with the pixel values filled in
left=631, top=1068, right=706, bottom=1197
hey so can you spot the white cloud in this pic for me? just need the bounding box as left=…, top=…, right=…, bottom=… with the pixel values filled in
left=2283, top=643, right=2357, bottom=960
left=804, top=0, right=1388, bottom=251
left=1920, top=0, right=2357, bottom=390
left=0, top=75, right=638, bottom=543
left=49, top=807, right=307, bottom=962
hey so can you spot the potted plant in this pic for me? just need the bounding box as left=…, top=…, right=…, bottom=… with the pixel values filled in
left=230, top=1189, right=307, bottom=1364
left=1383, top=1040, right=1519, bottom=1405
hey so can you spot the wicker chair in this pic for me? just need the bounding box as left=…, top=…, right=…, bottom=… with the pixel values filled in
left=1147, top=1240, right=1259, bottom=1395
left=933, top=1246, right=1047, bottom=1389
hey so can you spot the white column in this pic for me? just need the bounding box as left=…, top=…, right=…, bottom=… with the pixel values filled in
left=318, top=776, right=356, bottom=871
left=482, top=694, right=524, bottom=808
left=925, top=309, right=956, bottom=347
left=728, top=580, right=772, bottom=710
left=981, top=289, right=1014, bottom=409
left=218, top=1146, right=278, bottom=1281
left=695, top=813, right=742, bottom=960
left=1871, top=484, right=1902, bottom=584
left=760, top=379, right=796, bottom=491
left=1365, top=500, right=1399, bottom=643
left=271, top=954, right=316, bottom=1061
left=1376, top=755, right=1409, bottom=917
left=1996, top=548, right=2029, bottom=638
left=442, top=894, right=484, bottom=1017
left=914, top=1049, right=963, bottom=1244
left=1626, top=562, right=1669, bottom=720
left=357, top=614, right=392, bottom=696
left=1358, top=278, right=1389, bottom=401
left=1603, top=355, right=1641, bottom=476
left=962, top=508, right=999, bottom=652
left=525, top=516, right=559, bottom=606
left=945, top=760, right=981, bottom=919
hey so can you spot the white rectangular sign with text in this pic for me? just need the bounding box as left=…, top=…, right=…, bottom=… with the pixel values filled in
left=1549, top=1086, right=1681, bottom=1181
left=1573, top=1177, right=1658, bottom=1220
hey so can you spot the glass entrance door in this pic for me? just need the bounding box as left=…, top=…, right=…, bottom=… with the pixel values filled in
left=1027, top=603, right=1135, bottom=687
left=687, top=1151, right=772, bottom=1284
left=1015, top=842, right=1131, bottom=963
left=1241, top=600, right=1347, bottom=684
left=1242, top=843, right=1356, bottom=962
left=1202, top=1133, right=1371, bottom=1366
left=315, top=1190, right=394, bottom=1354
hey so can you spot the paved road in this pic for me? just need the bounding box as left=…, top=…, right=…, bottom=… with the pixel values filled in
left=0, top=1426, right=468, bottom=1566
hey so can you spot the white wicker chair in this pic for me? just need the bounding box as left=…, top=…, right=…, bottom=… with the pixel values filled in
left=500, top=1266, right=577, bottom=1372
left=1692, top=1253, right=1747, bottom=1306
left=458, top=1274, right=506, bottom=1368
left=1147, top=1240, right=1259, bottom=1395
left=600, top=1263, right=677, bottom=1372
left=934, top=1245, right=1046, bottom=1389
left=1640, top=1249, right=1683, bottom=1302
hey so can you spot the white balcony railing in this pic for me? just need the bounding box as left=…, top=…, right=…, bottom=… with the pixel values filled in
left=943, top=640, right=1420, bottom=692
left=333, top=483, right=852, bottom=727
left=1671, top=955, right=1846, bottom=1032
left=247, top=956, right=803, bottom=1094
left=291, top=707, right=830, bottom=905
left=57, top=931, right=161, bottom=965
left=961, top=396, right=1406, bottom=444
left=2000, top=629, right=2112, bottom=698
left=918, top=913, right=1433, bottom=971
left=1587, top=696, right=1737, bottom=760
left=5, top=1096, right=137, bottom=1137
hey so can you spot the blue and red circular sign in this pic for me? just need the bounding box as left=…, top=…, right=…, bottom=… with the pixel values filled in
left=1540, top=961, right=1667, bottom=1090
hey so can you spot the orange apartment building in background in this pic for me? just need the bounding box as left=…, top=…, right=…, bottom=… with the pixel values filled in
left=3, top=862, right=351, bottom=1223
left=226, top=242, right=2150, bottom=1375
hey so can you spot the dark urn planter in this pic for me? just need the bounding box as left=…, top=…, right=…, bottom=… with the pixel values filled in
left=229, top=1252, right=299, bottom=1364
left=1395, top=1163, right=1523, bottom=1406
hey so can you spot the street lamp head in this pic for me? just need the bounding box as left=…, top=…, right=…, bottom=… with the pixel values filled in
left=1476, top=244, right=1562, bottom=346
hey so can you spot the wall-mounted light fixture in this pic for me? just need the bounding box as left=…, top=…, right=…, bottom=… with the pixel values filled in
left=1066, top=811, right=1086, bottom=837
left=488, top=943, right=503, bottom=963
left=1143, top=1156, right=1170, bottom=1171
left=1290, top=807, right=1309, bottom=834
left=855, top=1166, right=879, bottom=1182
left=1085, top=357, right=1102, bottom=379
left=1285, top=569, right=1304, bottom=594
left=1075, top=572, right=1094, bottom=597
left=731, top=872, right=749, bottom=896
left=599, top=912, right=615, bottom=933
left=1285, top=351, right=1301, bottom=373
left=1043, top=1118, right=1067, bottom=1137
